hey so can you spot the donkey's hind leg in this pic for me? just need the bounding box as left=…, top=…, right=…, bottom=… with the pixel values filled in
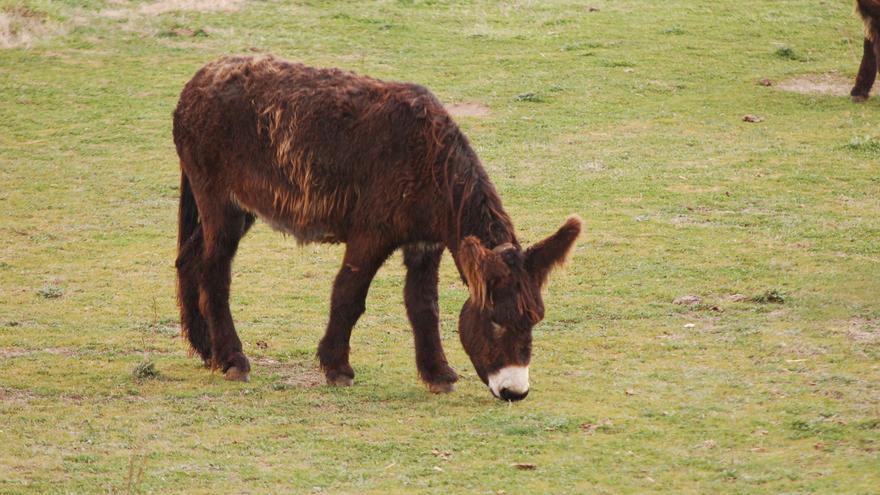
left=197, top=201, right=255, bottom=381
left=403, top=243, right=458, bottom=393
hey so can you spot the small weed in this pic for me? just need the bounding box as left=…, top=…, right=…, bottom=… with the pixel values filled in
left=37, top=284, right=63, bottom=299
left=543, top=18, right=574, bottom=27
left=856, top=418, right=880, bottom=430
left=158, top=27, right=208, bottom=38
left=662, top=26, right=685, bottom=35
left=562, top=41, right=603, bottom=51
left=133, top=360, right=159, bottom=380
left=774, top=47, right=799, bottom=60
left=843, top=136, right=880, bottom=154
left=752, top=289, right=786, bottom=304
left=513, top=92, right=544, bottom=103
left=125, top=451, right=146, bottom=494
left=600, top=59, right=636, bottom=68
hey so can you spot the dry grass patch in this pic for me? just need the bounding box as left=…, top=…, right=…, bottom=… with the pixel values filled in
left=0, top=387, right=40, bottom=405
left=0, top=6, right=57, bottom=49
left=446, top=102, right=490, bottom=118
left=102, top=0, right=246, bottom=20
left=776, top=73, right=853, bottom=97
left=0, top=347, right=75, bottom=358
left=847, top=318, right=880, bottom=344
left=253, top=357, right=324, bottom=388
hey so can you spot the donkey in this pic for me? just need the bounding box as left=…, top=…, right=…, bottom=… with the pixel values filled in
left=852, top=0, right=880, bottom=102
left=172, top=55, right=581, bottom=401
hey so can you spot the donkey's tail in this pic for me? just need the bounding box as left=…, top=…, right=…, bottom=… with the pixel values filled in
left=176, top=171, right=212, bottom=362
left=178, top=172, right=199, bottom=253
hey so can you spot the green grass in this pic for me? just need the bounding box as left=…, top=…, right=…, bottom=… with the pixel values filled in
left=1, top=0, right=879, bottom=493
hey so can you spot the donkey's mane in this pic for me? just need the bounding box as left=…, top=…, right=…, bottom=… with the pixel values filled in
left=428, top=120, right=517, bottom=251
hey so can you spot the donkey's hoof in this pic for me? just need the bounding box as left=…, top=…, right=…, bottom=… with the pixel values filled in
left=852, top=94, right=869, bottom=103
left=325, top=368, right=354, bottom=386
left=225, top=366, right=250, bottom=382
left=326, top=374, right=354, bottom=387
left=427, top=381, right=455, bottom=394
left=422, top=364, right=458, bottom=394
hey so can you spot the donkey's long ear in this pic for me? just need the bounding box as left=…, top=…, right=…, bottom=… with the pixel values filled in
left=525, top=215, right=582, bottom=288
left=459, top=236, right=509, bottom=309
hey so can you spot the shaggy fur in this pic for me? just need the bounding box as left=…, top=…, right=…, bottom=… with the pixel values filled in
left=172, top=55, right=580, bottom=399
left=851, top=0, right=880, bottom=101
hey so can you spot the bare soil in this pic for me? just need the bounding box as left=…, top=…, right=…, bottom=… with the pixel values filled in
left=101, top=0, right=245, bottom=20
left=775, top=73, right=854, bottom=97
left=0, top=6, right=52, bottom=49
left=445, top=102, right=490, bottom=118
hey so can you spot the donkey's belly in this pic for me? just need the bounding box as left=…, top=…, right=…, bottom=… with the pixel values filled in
left=262, top=216, right=341, bottom=244
left=230, top=187, right=343, bottom=245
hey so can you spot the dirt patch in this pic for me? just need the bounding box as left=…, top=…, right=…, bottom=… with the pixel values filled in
left=102, top=0, right=245, bottom=20
left=579, top=160, right=605, bottom=172
left=253, top=357, right=324, bottom=388
left=0, top=347, right=75, bottom=358
left=445, top=102, right=490, bottom=118
left=0, top=387, right=39, bottom=405
left=0, top=6, right=56, bottom=49
left=775, top=73, right=853, bottom=97
left=673, top=295, right=701, bottom=306
left=0, top=348, right=29, bottom=359
left=847, top=318, right=880, bottom=344
left=141, top=0, right=244, bottom=15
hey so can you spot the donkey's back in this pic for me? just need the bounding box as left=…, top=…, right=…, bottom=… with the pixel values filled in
left=173, top=55, right=455, bottom=244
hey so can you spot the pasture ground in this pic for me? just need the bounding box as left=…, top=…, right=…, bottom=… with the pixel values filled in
left=1, top=1, right=879, bottom=493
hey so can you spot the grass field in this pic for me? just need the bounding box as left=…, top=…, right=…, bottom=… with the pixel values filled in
left=1, top=0, right=879, bottom=493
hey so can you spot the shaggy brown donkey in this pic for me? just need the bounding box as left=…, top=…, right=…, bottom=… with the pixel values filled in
left=852, top=0, right=880, bottom=102
left=173, top=55, right=581, bottom=401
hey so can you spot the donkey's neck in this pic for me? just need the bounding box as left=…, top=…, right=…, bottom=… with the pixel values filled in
left=445, top=147, right=518, bottom=252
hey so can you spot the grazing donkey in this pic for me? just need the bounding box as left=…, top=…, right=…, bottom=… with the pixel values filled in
left=852, top=0, right=880, bottom=102
left=173, top=55, right=581, bottom=401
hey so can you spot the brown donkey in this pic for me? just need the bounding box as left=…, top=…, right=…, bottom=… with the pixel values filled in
left=173, top=55, right=581, bottom=401
left=852, top=0, right=880, bottom=102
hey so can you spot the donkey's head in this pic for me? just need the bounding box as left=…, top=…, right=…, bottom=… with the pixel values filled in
left=457, top=216, right=581, bottom=401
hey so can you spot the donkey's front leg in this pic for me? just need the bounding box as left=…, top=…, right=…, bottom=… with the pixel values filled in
left=317, top=243, right=391, bottom=386
left=852, top=37, right=878, bottom=102
left=403, top=244, right=458, bottom=393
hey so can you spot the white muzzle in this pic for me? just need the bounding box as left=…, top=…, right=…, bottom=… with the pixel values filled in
left=488, top=366, right=529, bottom=398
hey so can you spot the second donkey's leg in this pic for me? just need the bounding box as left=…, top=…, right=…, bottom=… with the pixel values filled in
left=852, top=37, right=878, bottom=102
left=317, top=242, right=392, bottom=386
left=403, top=244, right=458, bottom=393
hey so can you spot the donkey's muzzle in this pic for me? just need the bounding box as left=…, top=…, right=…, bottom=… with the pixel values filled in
left=488, top=365, right=530, bottom=401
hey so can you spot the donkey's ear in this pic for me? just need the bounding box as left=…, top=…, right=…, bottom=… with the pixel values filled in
left=525, top=215, right=582, bottom=288
left=459, top=236, right=509, bottom=309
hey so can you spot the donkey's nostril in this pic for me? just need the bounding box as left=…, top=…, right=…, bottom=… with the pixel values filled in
left=499, top=387, right=529, bottom=402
